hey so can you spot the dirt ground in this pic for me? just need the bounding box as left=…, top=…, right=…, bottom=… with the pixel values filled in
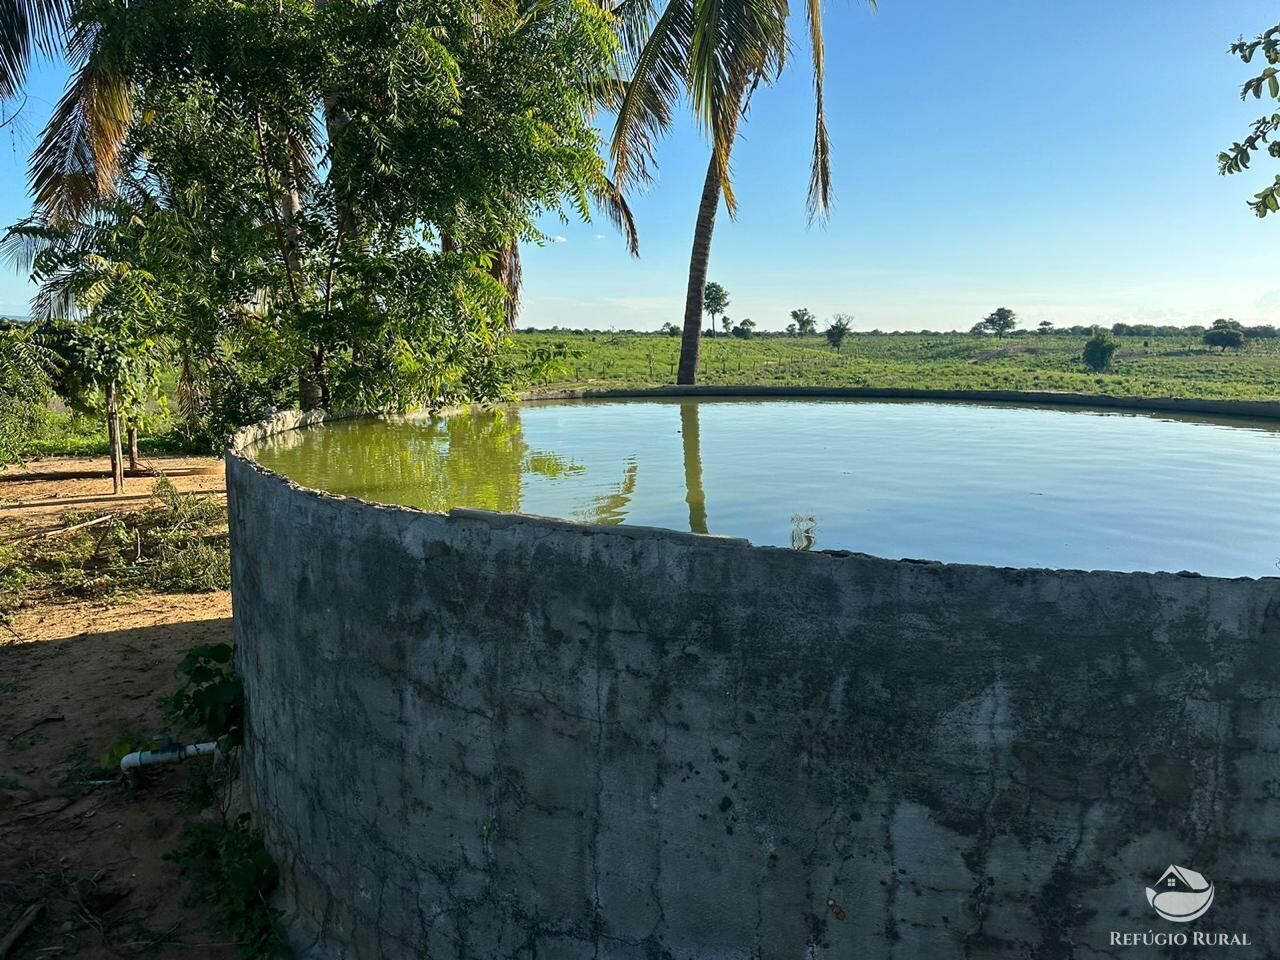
left=0, top=456, right=236, bottom=960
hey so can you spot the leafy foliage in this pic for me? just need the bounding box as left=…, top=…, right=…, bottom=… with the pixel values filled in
left=1081, top=328, right=1119, bottom=372
left=167, top=814, right=287, bottom=960
left=703, top=281, right=730, bottom=331
left=0, top=320, right=57, bottom=465
left=790, top=308, right=817, bottom=335
left=1204, top=320, right=1246, bottom=352
left=4, top=0, right=636, bottom=447
left=163, top=642, right=243, bottom=748
left=1219, top=22, right=1280, bottom=216
left=978, top=307, right=1018, bottom=338
left=824, top=315, right=852, bottom=352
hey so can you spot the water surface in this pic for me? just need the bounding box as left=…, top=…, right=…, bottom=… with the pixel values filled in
left=250, top=399, right=1280, bottom=577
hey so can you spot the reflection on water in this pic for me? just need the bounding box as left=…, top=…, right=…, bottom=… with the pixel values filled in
left=680, top=403, right=709, bottom=535
left=574, top=459, right=638, bottom=526
left=251, top=398, right=1280, bottom=577
left=251, top=409, right=578, bottom=513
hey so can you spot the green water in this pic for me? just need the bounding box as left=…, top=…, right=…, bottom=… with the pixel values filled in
left=249, top=398, right=1280, bottom=577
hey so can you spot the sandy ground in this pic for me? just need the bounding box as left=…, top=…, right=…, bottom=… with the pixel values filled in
left=0, top=457, right=236, bottom=959
left=0, top=455, right=226, bottom=538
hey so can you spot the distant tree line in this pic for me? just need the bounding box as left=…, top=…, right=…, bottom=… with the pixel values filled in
left=522, top=318, right=1279, bottom=339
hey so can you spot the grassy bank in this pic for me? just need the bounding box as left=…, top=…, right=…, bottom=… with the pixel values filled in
left=518, top=331, right=1280, bottom=401
left=18, top=410, right=196, bottom=460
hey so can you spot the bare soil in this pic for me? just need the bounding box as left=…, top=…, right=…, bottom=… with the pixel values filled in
left=0, top=457, right=236, bottom=959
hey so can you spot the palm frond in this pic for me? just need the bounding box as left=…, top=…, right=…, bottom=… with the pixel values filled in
left=595, top=172, right=639, bottom=256
left=30, top=25, right=133, bottom=222
left=609, top=0, right=693, bottom=190
left=804, top=0, right=829, bottom=219
left=488, top=241, right=523, bottom=331
left=805, top=0, right=874, bottom=220
left=0, top=0, right=69, bottom=98
left=0, top=217, right=68, bottom=273
left=695, top=0, right=786, bottom=214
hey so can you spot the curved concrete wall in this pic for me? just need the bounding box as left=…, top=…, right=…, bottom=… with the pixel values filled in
left=228, top=406, right=1280, bottom=959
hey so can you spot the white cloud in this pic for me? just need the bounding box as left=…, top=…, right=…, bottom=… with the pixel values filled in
left=594, top=233, right=607, bottom=241
left=549, top=235, right=568, bottom=244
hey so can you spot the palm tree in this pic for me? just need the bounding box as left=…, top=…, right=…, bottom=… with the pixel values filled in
left=611, top=0, right=874, bottom=384
left=0, top=0, right=134, bottom=222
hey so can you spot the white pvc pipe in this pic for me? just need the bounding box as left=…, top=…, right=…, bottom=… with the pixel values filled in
left=119, top=741, right=218, bottom=771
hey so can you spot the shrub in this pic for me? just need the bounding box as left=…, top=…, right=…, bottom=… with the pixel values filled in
left=1082, top=329, right=1119, bottom=372
left=168, top=814, right=287, bottom=960
left=163, top=643, right=243, bottom=748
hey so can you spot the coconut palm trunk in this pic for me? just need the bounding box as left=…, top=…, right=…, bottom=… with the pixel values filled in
left=677, top=151, right=723, bottom=385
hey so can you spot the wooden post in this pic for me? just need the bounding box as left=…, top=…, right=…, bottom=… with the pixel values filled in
left=106, top=381, right=124, bottom=495
left=127, top=420, right=140, bottom=473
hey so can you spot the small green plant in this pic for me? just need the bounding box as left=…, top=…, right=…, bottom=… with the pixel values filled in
left=163, top=643, right=243, bottom=748
left=1082, top=329, right=1120, bottom=372
left=168, top=814, right=288, bottom=959
left=522, top=341, right=584, bottom=384
left=59, top=729, right=147, bottom=785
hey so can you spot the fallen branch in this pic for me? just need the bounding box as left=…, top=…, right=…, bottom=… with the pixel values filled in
left=16, top=514, right=116, bottom=543
left=0, top=903, right=43, bottom=959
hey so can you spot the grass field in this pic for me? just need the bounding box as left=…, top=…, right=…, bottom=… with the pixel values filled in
left=519, top=331, right=1280, bottom=401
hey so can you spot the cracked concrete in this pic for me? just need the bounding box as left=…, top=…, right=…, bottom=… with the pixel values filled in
left=228, top=409, right=1280, bottom=959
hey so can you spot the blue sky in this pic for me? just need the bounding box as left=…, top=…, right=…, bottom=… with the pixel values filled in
left=3, top=1, right=1279, bottom=331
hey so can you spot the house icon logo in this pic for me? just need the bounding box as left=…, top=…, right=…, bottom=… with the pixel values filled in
left=1145, top=865, right=1215, bottom=923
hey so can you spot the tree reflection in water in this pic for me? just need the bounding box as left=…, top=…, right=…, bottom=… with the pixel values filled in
left=680, top=402, right=708, bottom=535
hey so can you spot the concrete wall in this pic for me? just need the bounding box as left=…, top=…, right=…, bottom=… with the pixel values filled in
left=228, top=409, right=1280, bottom=960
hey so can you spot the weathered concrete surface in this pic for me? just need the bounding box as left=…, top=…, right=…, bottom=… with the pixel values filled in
left=228, top=409, right=1280, bottom=960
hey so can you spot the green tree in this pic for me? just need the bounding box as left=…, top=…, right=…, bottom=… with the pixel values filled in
left=703, top=281, right=730, bottom=336
left=825, top=315, right=852, bottom=353
left=4, top=207, right=172, bottom=491
left=1203, top=324, right=1246, bottom=351
left=721, top=316, right=732, bottom=337
left=980, top=307, right=1018, bottom=338
left=731, top=317, right=755, bottom=339
left=1037, top=319, right=1054, bottom=335
left=611, top=0, right=876, bottom=385
left=1082, top=328, right=1119, bottom=372
left=790, top=307, right=817, bottom=335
